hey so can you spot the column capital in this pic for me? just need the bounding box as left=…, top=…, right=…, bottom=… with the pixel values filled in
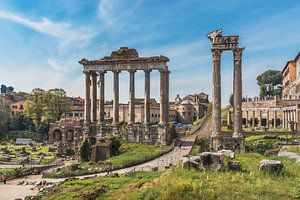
left=90, top=71, right=98, bottom=77
left=128, top=69, right=136, bottom=73
left=83, top=70, right=90, bottom=75
left=211, top=49, right=222, bottom=61
left=97, top=70, right=107, bottom=75
left=112, top=70, right=121, bottom=74
left=233, top=47, right=245, bottom=61
left=144, top=69, right=152, bottom=73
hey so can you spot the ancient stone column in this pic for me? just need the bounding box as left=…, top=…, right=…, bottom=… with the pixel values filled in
left=252, top=111, right=255, bottom=127
left=113, top=70, right=120, bottom=126
left=144, top=69, right=151, bottom=126
left=282, top=111, right=285, bottom=129
left=165, top=70, right=170, bottom=125
left=84, top=71, right=91, bottom=123
left=287, top=110, right=290, bottom=129
left=91, top=72, right=98, bottom=122
left=128, top=70, right=136, bottom=125
left=274, top=111, right=277, bottom=128
left=159, top=70, right=166, bottom=126
left=266, top=110, right=270, bottom=128
left=246, top=110, right=249, bottom=127
left=227, top=110, right=232, bottom=126
left=258, top=110, right=262, bottom=128
left=211, top=49, right=222, bottom=151
left=98, top=71, right=105, bottom=125
left=284, top=110, right=288, bottom=129
left=233, top=48, right=244, bottom=137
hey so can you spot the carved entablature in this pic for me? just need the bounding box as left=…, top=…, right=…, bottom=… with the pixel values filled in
left=207, top=29, right=239, bottom=50
left=79, top=47, right=169, bottom=73
left=212, top=36, right=239, bottom=50
left=212, top=49, right=222, bottom=61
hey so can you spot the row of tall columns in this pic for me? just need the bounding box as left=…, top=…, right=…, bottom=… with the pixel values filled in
left=282, top=110, right=297, bottom=129
left=84, top=69, right=169, bottom=128
left=211, top=48, right=244, bottom=140
left=242, top=109, right=299, bottom=129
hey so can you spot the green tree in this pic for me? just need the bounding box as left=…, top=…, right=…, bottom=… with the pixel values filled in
left=257, top=70, right=283, bottom=97
left=10, top=113, right=35, bottom=131
left=44, top=88, right=71, bottom=122
left=0, top=96, right=11, bottom=138
left=80, top=138, right=91, bottom=162
left=24, top=88, right=46, bottom=126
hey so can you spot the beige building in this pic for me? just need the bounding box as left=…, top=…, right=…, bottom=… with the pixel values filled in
left=66, top=93, right=208, bottom=125
left=172, top=93, right=209, bottom=124
left=282, top=52, right=300, bottom=97
left=10, top=100, right=26, bottom=117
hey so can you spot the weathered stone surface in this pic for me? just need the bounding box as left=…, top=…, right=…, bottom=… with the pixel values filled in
left=217, top=149, right=235, bottom=158
left=199, top=152, right=224, bottom=171
left=189, top=155, right=201, bottom=163
left=227, top=160, right=242, bottom=171
left=182, top=157, right=199, bottom=169
left=259, top=159, right=284, bottom=174
left=264, top=148, right=281, bottom=157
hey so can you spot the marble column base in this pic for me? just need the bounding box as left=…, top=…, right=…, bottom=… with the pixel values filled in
left=210, top=134, right=222, bottom=152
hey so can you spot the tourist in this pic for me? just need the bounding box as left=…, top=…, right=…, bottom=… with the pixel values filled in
left=2, top=174, right=8, bottom=184
left=179, top=141, right=182, bottom=149
left=107, top=163, right=113, bottom=175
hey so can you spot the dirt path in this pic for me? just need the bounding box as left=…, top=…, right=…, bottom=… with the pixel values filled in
left=0, top=115, right=211, bottom=199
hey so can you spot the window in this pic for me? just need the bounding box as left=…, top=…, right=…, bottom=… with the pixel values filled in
left=75, top=113, right=79, bottom=117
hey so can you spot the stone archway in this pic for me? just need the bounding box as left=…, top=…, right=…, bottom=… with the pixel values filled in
left=53, top=129, right=62, bottom=142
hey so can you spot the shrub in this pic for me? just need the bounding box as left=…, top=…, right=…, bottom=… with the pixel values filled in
left=246, top=135, right=279, bottom=154
left=64, top=148, right=75, bottom=156
left=80, top=138, right=91, bottom=162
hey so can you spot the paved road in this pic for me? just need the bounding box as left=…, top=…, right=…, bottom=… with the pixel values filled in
left=0, top=116, right=211, bottom=200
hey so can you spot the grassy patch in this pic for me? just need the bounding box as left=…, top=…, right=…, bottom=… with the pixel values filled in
left=41, top=153, right=300, bottom=200
left=282, top=145, right=300, bottom=154
left=125, top=153, right=300, bottom=200
left=0, top=142, right=56, bottom=164
left=40, top=171, right=162, bottom=200
left=44, top=142, right=171, bottom=178
left=0, top=167, right=31, bottom=180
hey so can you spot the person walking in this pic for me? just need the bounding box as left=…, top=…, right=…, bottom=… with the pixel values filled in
left=2, top=174, right=8, bottom=184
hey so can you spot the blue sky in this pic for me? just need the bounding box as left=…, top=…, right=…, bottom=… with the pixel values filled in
left=0, top=0, right=300, bottom=106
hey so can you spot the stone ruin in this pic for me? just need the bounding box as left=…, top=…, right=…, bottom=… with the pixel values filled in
left=90, top=138, right=120, bottom=163
left=207, top=29, right=245, bottom=152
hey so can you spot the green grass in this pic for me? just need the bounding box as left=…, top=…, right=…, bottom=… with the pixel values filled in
left=0, top=142, right=56, bottom=164
left=44, top=142, right=171, bottom=178
left=39, top=153, right=300, bottom=200
left=40, top=171, right=162, bottom=200
left=282, top=145, right=300, bottom=154
left=126, top=153, right=300, bottom=200
left=0, top=167, right=31, bottom=180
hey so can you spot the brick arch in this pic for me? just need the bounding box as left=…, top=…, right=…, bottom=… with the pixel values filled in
left=53, top=129, right=63, bottom=142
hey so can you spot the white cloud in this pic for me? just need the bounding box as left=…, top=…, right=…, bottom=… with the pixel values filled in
left=0, top=10, right=97, bottom=49
left=98, top=0, right=140, bottom=29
